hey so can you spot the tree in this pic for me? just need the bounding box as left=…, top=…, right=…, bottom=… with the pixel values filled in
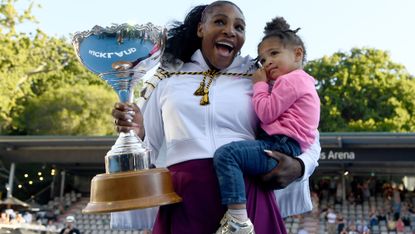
left=20, top=84, right=117, bottom=135
left=0, top=0, right=38, bottom=132
left=305, top=47, right=415, bottom=132
left=0, top=0, right=117, bottom=135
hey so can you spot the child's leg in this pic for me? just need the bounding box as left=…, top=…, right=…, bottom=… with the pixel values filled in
left=213, top=140, right=276, bottom=233
left=213, top=140, right=276, bottom=208
left=269, top=135, right=302, bottom=156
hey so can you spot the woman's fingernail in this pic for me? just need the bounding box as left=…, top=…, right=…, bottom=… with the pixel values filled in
left=127, top=110, right=135, bottom=116
left=264, top=149, right=272, bottom=154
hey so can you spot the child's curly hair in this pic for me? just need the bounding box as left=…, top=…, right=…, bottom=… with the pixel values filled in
left=259, top=17, right=307, bottom=64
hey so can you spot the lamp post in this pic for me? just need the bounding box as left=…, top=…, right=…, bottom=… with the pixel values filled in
left=7, top=163, right=15, bottom=198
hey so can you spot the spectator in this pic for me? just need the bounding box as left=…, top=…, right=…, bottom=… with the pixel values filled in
left=46, top=220, right=59, bottom=233
left=23, top=211, right=33, bottom=224
left=377, top=209, right=387, bottom=222
left=387, top=216, right=396, bottom=232
left=369, top=210, right=379, bottom=228
left=347, top=221, right=358, bottom=234
left=337, top=214, right=346, bottom=234
left=59, top=216, right=80, bottom=234
left=5, top=208, right=16, bottom=221
left=311, top=191, right=320, bottom=217
left=401, top=209, right=411, bottom=226
left=362, top=181, right=371, bottom=201
left=339, top=227, right=347, bottom=234
left=326, top=207, right=337, bottom=234
left=395, top=217, right=405, bottom=233
left=347, top=192, right=356, bottom=205
left=0, top=212, right=9, bottom=224
left=11, top=213, right=25, bottom=224
left=356, top=218, right=370, bottom=234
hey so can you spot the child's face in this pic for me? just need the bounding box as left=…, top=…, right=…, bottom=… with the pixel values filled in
left=257, top=37, right=302, bottom=80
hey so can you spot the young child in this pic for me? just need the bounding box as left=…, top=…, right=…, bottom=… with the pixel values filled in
left=214, top=16, right=320, bottom=233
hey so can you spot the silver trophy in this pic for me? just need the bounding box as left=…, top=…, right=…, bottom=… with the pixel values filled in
left=72, top=23, right=181, bottom=214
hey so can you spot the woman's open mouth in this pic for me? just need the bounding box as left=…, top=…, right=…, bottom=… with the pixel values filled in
left=215, top=41, right=234, bottom=57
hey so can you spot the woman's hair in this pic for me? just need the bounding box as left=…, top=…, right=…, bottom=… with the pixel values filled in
left=163, top=1, right=243, bottom=64
left=258, top=17, right=307, bottom=64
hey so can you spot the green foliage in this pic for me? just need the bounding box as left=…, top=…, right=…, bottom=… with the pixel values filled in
left=0, top=0, right=115, bottom=135
left=3, top=1, right=415, bottom=135
left=0, top=0, right=38, bottom=132
left=20, top=84, right=117, bottom=135
left=0, top=0, right=37, bottom=35
left=305, top=48, right=415, bottom=132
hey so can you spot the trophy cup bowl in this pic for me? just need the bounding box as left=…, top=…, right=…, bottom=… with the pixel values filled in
left=72, top=23, right=181, bottom=213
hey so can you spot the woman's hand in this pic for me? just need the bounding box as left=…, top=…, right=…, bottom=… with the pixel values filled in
left=260, top=150, right=303, bottom=190
left=252, top=67, right=268, bottom=84
left=112, top=102, right=145, bottom=139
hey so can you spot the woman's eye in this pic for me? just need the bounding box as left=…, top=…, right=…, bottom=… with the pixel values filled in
left=214, top=20, right=225, bottom=25
left=235, top=25, right=245, bottom=32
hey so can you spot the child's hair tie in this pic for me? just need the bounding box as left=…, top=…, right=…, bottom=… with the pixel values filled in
left=283, top=27, right=301, bottom=34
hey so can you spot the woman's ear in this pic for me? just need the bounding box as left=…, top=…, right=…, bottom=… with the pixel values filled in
left=197, top=22, right=204, bottom=38
left=294, top=47, right=304, bottom=62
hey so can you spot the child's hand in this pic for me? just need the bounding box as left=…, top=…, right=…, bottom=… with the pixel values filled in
left=252, top=68, right=268, bottom=84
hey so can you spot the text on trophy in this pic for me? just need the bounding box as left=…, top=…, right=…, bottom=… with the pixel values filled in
left=88, top=48, right=137, bottom=59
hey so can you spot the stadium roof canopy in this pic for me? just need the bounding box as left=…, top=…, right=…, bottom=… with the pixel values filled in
left=1, top=132, right=415, bottom=176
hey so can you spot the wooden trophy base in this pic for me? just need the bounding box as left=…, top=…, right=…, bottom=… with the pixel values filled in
left=82, top=168, right=182, bottom=214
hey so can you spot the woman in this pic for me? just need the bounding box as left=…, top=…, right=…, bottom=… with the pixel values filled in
left=112, top=1, right=320, bottom=233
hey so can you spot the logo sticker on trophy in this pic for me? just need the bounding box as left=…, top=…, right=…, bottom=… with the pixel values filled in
left=73, top=23, right=181, bottom=213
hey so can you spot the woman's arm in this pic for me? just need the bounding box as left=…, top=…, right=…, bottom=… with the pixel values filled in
left=112, top=81, right=166, bottom=159
left=260, top=131, right=320, bottom=189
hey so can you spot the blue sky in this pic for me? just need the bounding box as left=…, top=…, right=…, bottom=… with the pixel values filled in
left=16, top=0, right=415, bottom=75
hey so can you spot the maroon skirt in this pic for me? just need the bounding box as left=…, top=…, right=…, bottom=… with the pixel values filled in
left=152, top=159, right=286, bottom=234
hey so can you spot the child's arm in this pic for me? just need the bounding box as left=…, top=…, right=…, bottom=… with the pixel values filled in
left=252, top=67, right=267, bottom=84
left=252, top=74, right=298, bottom=124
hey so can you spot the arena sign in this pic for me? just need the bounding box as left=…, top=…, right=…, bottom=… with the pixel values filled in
left=320, top=148, right=415, bottom=162
left=320, top=150, right=355, bottom=160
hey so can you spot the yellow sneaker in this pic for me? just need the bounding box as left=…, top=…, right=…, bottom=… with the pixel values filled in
left=215, top=211, right=255, bottom=234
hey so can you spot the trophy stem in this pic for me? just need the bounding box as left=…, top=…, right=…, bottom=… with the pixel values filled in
left=99, top=69, right=145, bottom=103
left=105, top=130, right=152, bottom=173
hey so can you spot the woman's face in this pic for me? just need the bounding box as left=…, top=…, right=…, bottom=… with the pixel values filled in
left=197, top=4, right=246, bottom=70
